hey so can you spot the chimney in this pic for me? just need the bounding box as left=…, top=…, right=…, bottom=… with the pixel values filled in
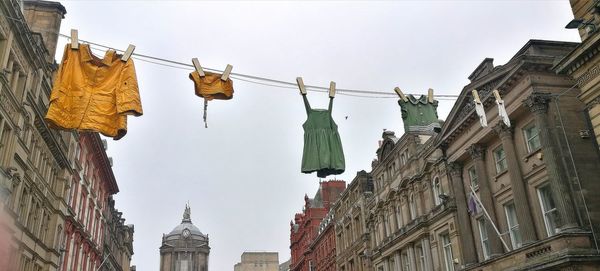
left=22, top=0, right=67, bottom=63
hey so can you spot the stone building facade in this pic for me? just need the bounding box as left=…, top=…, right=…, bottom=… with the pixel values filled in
left=160, top=205, right=210, bottom=271
left=0, top=1, right=75, bottom=270
left=234, top=252, right=279, bottom=271
left=439, top=40, right=600, bottom=270
left=555, top=0, right=600, bottom=150
left=0, top=2, right=135, bottom=271
left=333, top=170, right=374, bottom=271
left=289, top=180, right=345, bottom=271
left=367, top=130, right=457, bottom=271
left=101, top=197, right=134, bottom=271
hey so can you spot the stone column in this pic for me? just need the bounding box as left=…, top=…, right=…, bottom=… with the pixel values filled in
left=421, top=237, right=434, bottom=271
left=408, top=244, right=417, bottom=271
left=467, top=144, right=504, bottom=255
left=493, top=122, right=538, bottom=244
left=523, top=93, right=579, bottom=230
left=447, top=162, right=478, bottom=265
left=394, top=252, right=402, bottom=271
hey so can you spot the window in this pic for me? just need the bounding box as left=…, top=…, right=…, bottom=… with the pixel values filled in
left=538, top=185, right=558, bottom=237
left=493, top=146, right=507, bottom=173
left=401, top=252, right=410, bottom=271
left=441, top=234, right=454, bottom=271
left=433, top=177, right=442, bottom=205
left=409, top=193, right=417, bottom=220
left=477, top=218, right=490, bottom=260
left=505, top=203, right=522, bottom=249
left=468, top=166, right=478, bottom=189
left=417, top=244, right=426, bottom=271
left=400, top=153, right=407, bottom=166
left=523, top=124, right=541, bottom=152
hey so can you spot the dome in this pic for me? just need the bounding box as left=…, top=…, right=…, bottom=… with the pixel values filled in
left=164, top=204, right=208, bottom=242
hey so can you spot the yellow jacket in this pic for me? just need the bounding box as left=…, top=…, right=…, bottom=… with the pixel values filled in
left=46, top=44, right=143, bottom=140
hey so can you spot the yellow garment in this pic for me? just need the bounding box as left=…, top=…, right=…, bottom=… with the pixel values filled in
left=189, top=71, right=234, bottom=100
left=45, top=44, right=143, bottom=140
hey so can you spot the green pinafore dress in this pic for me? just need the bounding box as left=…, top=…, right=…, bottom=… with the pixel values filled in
left=301, top=95, right=345, bottom=178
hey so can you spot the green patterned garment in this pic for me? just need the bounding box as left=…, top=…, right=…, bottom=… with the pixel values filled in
left=301, top=95, right=345, bottom=178
left=398, top=95, right=440, bottom=134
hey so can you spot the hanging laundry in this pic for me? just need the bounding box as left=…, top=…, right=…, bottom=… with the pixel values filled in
left=45, top=44, right=143, bottom=140
left=397, top=94, right=441, bottom=134
left=300, top=95, right=345, bottom=178
left=188, top=71, right=234, bottom=128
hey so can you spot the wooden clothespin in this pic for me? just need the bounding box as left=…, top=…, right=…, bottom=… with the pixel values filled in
left=221, top=64, right=233, bottom=81
left=71, top=29, right=79, bottom=50
left=428, top=88, right=434, bottom=103
left=121, top=44, right=135, bottom=62
left=493, top=89, right=502, bottom=102
left=192, top=58, right=206, bottom=77
left=296, top=77, right=307, bottom=95
left=471, top=89, right=481, bottom=103
left=394, top=87, right=408, bottom=102
left=329, top=81, right=336, bottom=98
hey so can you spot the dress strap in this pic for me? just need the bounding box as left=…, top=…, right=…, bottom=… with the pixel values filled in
left=302, top=94, right=311, bottom=115
left=328, top=97, right=334, bottom=113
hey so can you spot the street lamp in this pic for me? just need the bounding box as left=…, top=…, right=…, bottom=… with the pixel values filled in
left=565, top=19, right=597, bottom=34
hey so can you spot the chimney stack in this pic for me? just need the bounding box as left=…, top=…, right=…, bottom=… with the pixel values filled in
left=22, top=0, right=66, bottom=63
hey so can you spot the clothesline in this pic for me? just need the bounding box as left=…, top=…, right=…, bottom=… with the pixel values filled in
left=5, top=14, right=460, bottom=100
left=64, top=34, right=460, bottom=100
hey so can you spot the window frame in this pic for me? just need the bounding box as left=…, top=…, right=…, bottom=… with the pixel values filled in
left=493, top=146, right=508, bottom=173
left=523, top=123, right=541, bottom=153
left=468, top=166, right=478, bottom=189
left=537, top=184, right=559, bottom=237
left=504, top=202, right=522, bottom=249
left=477, top=218, right=491, bottom=260
left=433, top=177, right=442, bottom=206
left=441, top=233, right=454, bottom=271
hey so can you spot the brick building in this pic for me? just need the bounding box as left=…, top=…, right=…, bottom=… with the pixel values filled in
left=309, top=210, right=336, bottom=271
left=289, top=180, right=345, bottom=271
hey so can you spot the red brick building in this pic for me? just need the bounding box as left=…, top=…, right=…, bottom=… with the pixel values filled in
left=290, top=180, right=345, bottom=271
left=62, top=132, right=120, bottom=271
left=310, top=210, right=336, bottom=271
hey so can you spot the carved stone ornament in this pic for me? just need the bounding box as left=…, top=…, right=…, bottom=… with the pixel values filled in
left=523, top=93, right=551, bottom=114
left=492, top=122, right=513, bottom=139
left=467, top=144, right=486, bottom=160
left=447, top=162, right=463, bottom=177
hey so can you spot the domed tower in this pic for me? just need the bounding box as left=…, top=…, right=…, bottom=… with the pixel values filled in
left=160, top=204, right=210, bottom=271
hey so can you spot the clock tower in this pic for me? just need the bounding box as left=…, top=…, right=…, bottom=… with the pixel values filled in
left=159, top=204, right=210, bottom=271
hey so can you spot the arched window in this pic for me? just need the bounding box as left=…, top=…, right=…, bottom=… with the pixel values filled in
left=433, top=177, right=442, bottom=205
left=409, top=193, right=417, bottom=220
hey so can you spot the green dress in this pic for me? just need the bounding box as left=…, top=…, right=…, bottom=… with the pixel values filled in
left=301, top=95, right=345, bottom=178
left=398, top=94, right=441, bottom=134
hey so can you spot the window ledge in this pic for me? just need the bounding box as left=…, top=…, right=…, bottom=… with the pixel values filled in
left=523, top=148, right=542, bottom=162
left=494, top=169, right=508, bottom=180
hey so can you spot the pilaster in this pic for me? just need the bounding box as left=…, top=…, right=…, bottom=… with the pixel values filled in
left=447, top=162, right=478, bottom=265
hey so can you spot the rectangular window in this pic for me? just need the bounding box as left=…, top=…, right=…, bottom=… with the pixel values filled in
left=505, top=203, right=522, bottom=249
left=477, top=218, right=490, bottom=260
left=417, top=245, right=426, bottom=271
left=538, top=185, right=559, bottom=237
left=523, top=124, right=541, bottom=152
left=468, top=166, right=478, bottom=189
left=494, top=146, right=508, bottom=173
left=401, top=252, right=410, bottom=271
left=441, top=234, right=454, bottom=271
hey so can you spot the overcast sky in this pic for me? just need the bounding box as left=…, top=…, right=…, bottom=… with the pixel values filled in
left=54, top=1, right=580, bottom=270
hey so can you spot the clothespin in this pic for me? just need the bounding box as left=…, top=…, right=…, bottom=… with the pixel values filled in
left=471, top=89, right=481, bottom=103
left=71, top=29, right=79, bottom=50
left=191, top=58, right=205, bottom=77
left=428, top=88, right=434, bottom=103
left=121, top=44, right=135, bottom=62
left=221, top=64, right=233, bottom=81
left=394, top=87, right=408, bottom=102
left=296, top=77, right=307, bottom=95
left=329, top=81, right=336, bottom=98
left=493, top=89, right=502, bottom=102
